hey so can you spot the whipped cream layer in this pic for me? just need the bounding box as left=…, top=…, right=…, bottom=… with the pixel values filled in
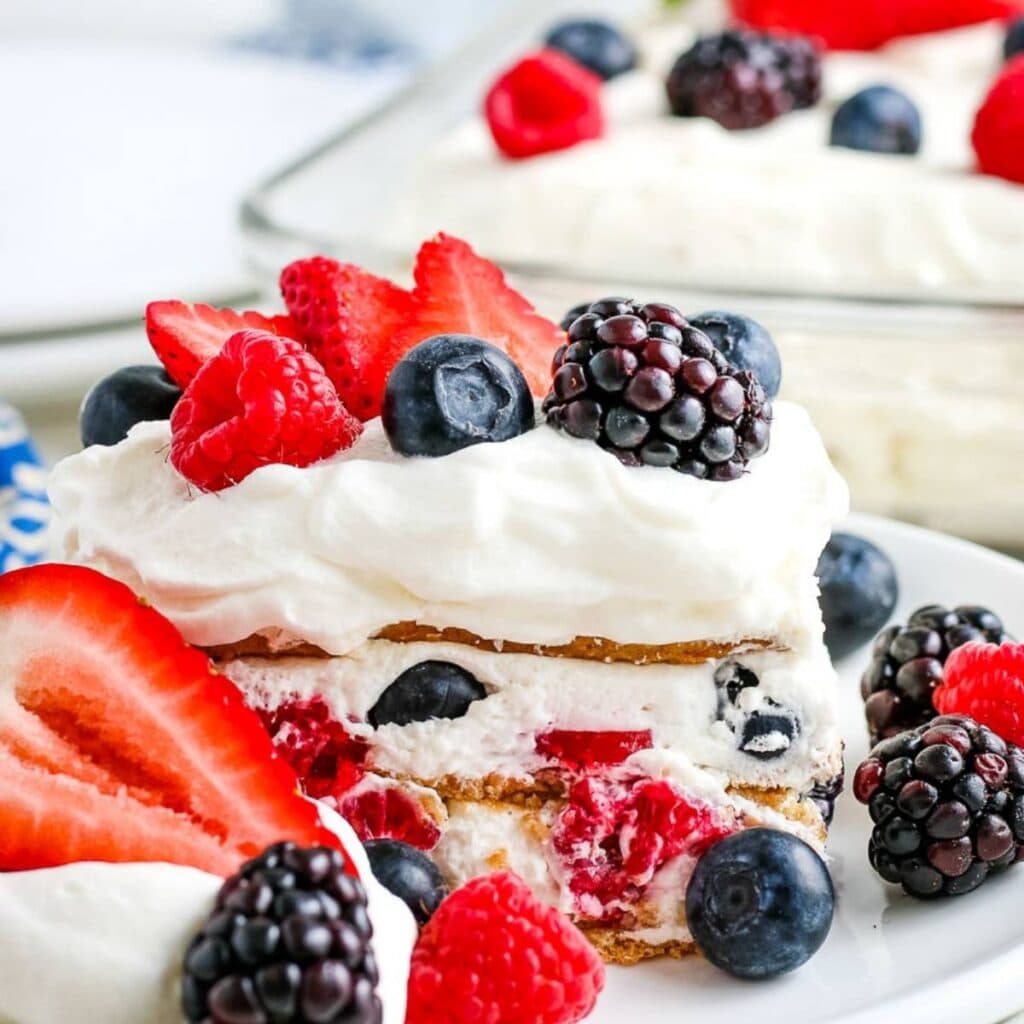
left=227, top=638, right=842, bottom=792
left=0, top=810, right=415, bottom=1024
left=390, top=16, right=1022, bottom=302
left=50, top=402, right=847, bottom=656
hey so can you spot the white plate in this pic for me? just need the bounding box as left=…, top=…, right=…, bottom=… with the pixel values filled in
left=593, top=513, right=1024, bottom=1024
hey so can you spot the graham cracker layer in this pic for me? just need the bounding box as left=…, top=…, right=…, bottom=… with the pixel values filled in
left=207, top=621, right=782, bottom=666
left=581, top=927, right=696, bottom=966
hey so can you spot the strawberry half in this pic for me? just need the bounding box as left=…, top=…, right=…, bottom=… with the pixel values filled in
left=731, top=0, right=1024, bottom=51
left=280, top=257, right=417, bottom=420
left=0, top=563, right=341, bottom=875
left=398, top=234, right=563, bottom=396
left=145, top=301, right=298, bottom=390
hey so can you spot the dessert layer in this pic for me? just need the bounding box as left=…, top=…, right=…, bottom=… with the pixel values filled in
left=226, top=638, right=843, bottom=794
left=50, top=401, right=846, bottom=656
left=390, top=18, right=1021, bottom=303
left=0, top=808, right=415, bottom=1024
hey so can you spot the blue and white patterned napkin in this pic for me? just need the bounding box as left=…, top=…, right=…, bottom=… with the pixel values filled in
left=0, top=402, right=50, bottom=573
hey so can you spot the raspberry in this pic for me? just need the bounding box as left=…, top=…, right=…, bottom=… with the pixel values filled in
left=545, top=298, right=772, bottom=480
left=170, top=330, right=361, bottom=492
left=853, top=715, right=1024, bottom=898
left=666, top=30, right=821, bottom=131
left=536, top=729, right=653, bottom=769
left=485, top=49, right=604, bottom=160
left=340, top=785, right=442, bottom=851
left=973, top=56, right=1024, bottom=186
left=935, top=643, right=1024, bottom=746
left=406, top=871, right=605, bottom=1024
left=861, top=605, right=1008, bottom=744
left=551, top=773, right=734, bottom=920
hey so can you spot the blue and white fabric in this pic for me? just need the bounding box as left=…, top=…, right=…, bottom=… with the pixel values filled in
left=0, top=401, right=50, bottom=573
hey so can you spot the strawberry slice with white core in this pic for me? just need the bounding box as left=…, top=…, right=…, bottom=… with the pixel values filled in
left=0, top=564, right=343, bottom=875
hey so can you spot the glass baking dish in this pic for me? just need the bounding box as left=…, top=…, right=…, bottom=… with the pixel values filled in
left=239, top=0, right=1024, bottom=550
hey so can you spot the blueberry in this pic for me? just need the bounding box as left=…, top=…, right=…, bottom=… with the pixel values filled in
left=740, top=703, right=801, bottom=760
left=363, top=839, right=449, bottom=925
left=368, top=660, right=487, bottom=728
left=830, top=85, right=922, bottom=156
left=79, top=365, right=181, bottom=448
left=382, top=335, right=534, bottom=457
left=1005, top=17, right=1024, bottom=60
left=544, top=19, right=637, bottom=81
left=686, top=829, right=834, bottom=980
left=687, top=312, right=781, bottom=399
left=816, top=533, right=899, bottom=660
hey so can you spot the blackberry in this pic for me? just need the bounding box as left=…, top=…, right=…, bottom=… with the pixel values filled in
left=861, top=605, right=1008, bottom=744
left=182, top=842, right=381, bottom=1024
left=808, top=769, right=845, bottom=827
left=544, top=299, right=772, bottom=480
left=854, top=715, right=1024, bottom=899
left=666, top=30, right=822, bottom=131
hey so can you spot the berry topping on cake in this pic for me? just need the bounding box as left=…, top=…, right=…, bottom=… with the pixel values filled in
left=182, top=842, right=379, bottom=1024
left=730, top=0, right=1022, bottom=52
left=536, top=729, right=654, bottom=769
left=854, top=715, right=1024, bottom=898
left=280, top=256, right=416, bottom=420
left=817, top=532, right=900, bottom=660
left=0, top=564, right=337, bottom=874
left=545, top=299, right=772, bottom=480
left=484, top=49, right=605, bottom=159
left=396, top=234, right=563, bottom=396
left=551, top=772, right=734, bottom=919
left=79, top=365, right=181, bottom=448
left=685, top=829, right=834, bottom=979
left=1006, top=16, right=1024, bottom=59
left=544, top=18, right=637, bottom=81
left=170, top=329, right=362, bottom=492
left=364, top=838, right=450, bottom=925
left=383, top=335, right=534, bottom=458
left=145, top=300, right=298, bottom=390
left=406, top=870, right=604, bottom=1024
left=861, top=605, right=1008, bottom=743
left=341, top=785, right=442, bottom=851
left=935, top=642, right=1024, bottom=745
left=973, top=56, right=1024, bottom=185
left=830, top=85, right=923, bottom=155
left=688, top=311, right=782, bottom=399
left=367, top=660, right=488, bottom=727
left=666, top=30, right=821, bottom=131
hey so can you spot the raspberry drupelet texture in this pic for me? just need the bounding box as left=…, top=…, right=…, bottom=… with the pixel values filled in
left=544, top=298, right=772, bottom=480
left=666, top=30, right=821, bottom=131
left=854, top=715, right=1024, bottom=899
left=936, top=642, right=1024, bottom=746
left=861, top=605, right=1008, bottom=744
left=170, top=329, right=362, bottom=492
left=406, top=870, right=605, bottom=1024
left=182, top=841, right=381, bottom=1024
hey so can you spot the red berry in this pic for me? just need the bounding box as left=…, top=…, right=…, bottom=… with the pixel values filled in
left=853, top=759, right=885, bottom=803
left=397, top=233, right=565, bottom=397
left=145, top=300, right=297, bottom=390
left=0, top=564, right=340, bottom=874
left=340, top=785, right=441, bottom=851
left=535, top=729, right=653, bottom=769
left=973, top=56, right=1024, bottom=185
left=407, top=870, right=605, bottom=1024
left=485, top=49, right=604, bottom=160
left=170, top=329, right=362, bottom=492
left=934, top=641, right=1024, bottom=745
left=280, top=257, right=417, bottom=420
left=730, top=0, right=1022, bottom=51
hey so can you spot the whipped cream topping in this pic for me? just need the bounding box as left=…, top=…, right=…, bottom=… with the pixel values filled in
left=0, top=809, right=415, bottom=1024
left=50, top=402, right=847, bottom=656
left=390, top=15, right=1022, bottom=302
left=227, top=637, right=842, bottom=793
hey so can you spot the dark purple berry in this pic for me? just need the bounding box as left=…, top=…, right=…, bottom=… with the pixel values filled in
left=625, top=367, right=675, bottom=412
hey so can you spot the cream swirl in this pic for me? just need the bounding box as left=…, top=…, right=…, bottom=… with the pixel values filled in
left=50, top=402, right=847, bottom=655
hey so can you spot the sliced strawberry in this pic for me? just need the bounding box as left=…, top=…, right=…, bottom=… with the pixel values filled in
left=145, top=300, right=298, bottom=390
left=397, top=234, right=564, bottom=396
left=536, top=729, right=653, bottom=769
left=0, top=563, right=340, bottom=874
left=731, top=0, right=1024, bottom=51
left=280, top=257, right=417, bottom=420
